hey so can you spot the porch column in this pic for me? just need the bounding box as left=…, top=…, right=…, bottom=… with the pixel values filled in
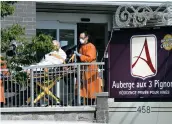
left=96, top=92, right=109, bottom=123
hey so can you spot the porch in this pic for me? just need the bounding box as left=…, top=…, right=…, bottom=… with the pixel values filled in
left=0, top=62, right=108, bottom=123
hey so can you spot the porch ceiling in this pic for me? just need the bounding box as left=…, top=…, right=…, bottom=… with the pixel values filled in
left=36, top=2, right=165, bottom=14
left=36, top=2, right=118, bottom=14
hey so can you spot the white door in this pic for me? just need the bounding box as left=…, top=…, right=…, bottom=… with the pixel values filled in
left=58, top=23, right=77, bottom=104
left=36, top=21, right=77, bottom=104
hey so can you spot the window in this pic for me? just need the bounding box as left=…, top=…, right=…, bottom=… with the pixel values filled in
left=59, top=29, right=75, bottom=47
left=36, top=29, right=57, bottom=40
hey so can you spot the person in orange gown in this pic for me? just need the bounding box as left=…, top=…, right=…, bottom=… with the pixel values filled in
left=0, top=56, right=8, bottom=107
left=74, top=32, right=102, bottom=105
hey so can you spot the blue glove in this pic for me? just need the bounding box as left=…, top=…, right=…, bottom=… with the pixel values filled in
left=74, top=51, right=81, bottom=57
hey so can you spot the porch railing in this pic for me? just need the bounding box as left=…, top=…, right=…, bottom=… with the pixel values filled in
left=1, top=62, right=104, bottom=107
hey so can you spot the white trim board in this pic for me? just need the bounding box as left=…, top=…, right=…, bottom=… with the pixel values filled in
left=37, top=1, right=166, bottom=6
left=0, top=106, right=95, bottom=113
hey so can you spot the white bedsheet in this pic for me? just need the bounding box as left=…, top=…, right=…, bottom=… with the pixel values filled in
left=29, top=48, right=67, bottom=71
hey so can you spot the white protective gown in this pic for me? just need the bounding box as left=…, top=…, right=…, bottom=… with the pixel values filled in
left=29, top=48, right=67, bottom=71
left=37, top=48, right=67, bottom=66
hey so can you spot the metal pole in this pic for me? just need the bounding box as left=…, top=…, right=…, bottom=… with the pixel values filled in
left=104, top=57, right=109, bottom=92
left=30, top=69, right=34, bottom=107
left=77, top=65, right=81, bottom=105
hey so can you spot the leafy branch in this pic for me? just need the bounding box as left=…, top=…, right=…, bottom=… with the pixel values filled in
left=1, top=2, right=54, bottom=86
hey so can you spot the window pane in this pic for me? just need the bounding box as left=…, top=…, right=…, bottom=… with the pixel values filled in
left=59, top=29, right=74, bottom=47
left=36, top=29, right=57, bottom=40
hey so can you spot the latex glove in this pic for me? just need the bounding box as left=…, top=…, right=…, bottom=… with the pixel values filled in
left=74, top=51, right=81, bottom=57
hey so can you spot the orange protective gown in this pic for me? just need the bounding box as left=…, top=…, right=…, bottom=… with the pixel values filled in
left=0, top=57, right=7, bottom=103
left=78, top=42, right=102, bottom=99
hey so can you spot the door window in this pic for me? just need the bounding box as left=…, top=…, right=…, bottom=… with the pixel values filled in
left=36, top=21, right=77, bottom=47
left=36, top=29, right=57, bottom=40
left=59, top=29, right=75, bottom=47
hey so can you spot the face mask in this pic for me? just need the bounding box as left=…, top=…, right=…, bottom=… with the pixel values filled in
left=80, top=39, right=85, bottom=44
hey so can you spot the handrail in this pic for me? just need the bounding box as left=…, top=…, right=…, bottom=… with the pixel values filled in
left=1, top=62, right=105, bottom=71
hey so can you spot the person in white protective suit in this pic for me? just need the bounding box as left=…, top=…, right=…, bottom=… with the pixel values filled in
left=27, top=40, right=67, bottom=71
left=37, top=40, right=67, bottom=66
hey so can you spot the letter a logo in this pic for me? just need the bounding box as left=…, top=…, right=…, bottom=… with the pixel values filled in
left=130, top=35, right=157, bottom=80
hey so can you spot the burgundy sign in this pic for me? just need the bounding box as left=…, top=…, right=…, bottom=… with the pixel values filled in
left=108, top=27, right=172, bottom=99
